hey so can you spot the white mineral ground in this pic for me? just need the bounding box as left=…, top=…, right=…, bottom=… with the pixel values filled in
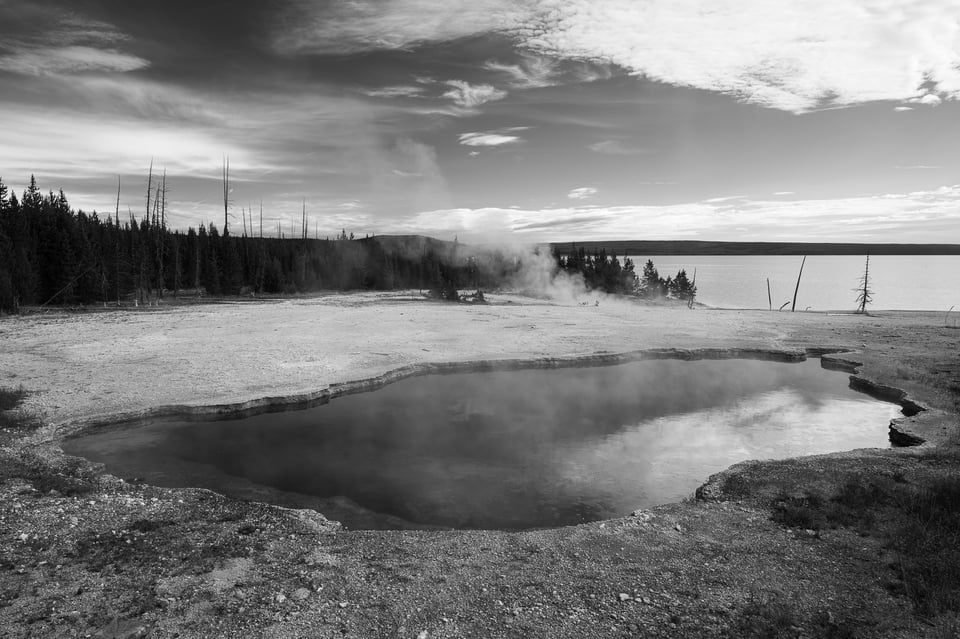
left=1, top=291, right=958, bottom=638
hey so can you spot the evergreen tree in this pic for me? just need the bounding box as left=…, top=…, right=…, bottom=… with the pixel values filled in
left=640, top=260, right=662, bottom=298
left=669, top=269, right=697, bottom=305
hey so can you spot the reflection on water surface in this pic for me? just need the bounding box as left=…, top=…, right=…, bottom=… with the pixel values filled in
left=64, top=358, right=902, bottom=530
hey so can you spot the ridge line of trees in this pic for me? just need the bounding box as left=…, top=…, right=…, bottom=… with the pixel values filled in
left=0, top=177, right=516, bottom=312
left=553, top=245, right=697, bottom=303
left=0, top=177, right=698, bottom=313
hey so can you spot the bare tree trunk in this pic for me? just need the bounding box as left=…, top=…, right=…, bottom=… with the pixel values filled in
left=145, top=159, right=153, bottom=220
left=222, top=156, right=230, bottom=235
left=791, top=255, right=806, bottom=312
left=767, top=278, right=772, bottom=311
left=115, top=176, right=122, bottom=306
left=856, top=255, right=872, bottom=313
left=155, top=171, right=166, bottom=300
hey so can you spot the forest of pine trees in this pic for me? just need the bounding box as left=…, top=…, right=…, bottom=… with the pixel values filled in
left=0, top=177, right=696, bottom=313
left=0, top=177, right=520, bottom=312
left=554, top=246, right=697, bottom=302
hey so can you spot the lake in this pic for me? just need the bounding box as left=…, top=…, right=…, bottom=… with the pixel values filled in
left=64, top=358, right=903, bottom=530
left=626, top=255, right=960, bottom=311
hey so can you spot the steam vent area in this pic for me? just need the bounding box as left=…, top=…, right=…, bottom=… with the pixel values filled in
left=2, top=294, right=958, bottom=638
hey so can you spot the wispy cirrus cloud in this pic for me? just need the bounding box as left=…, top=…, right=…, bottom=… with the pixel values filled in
left=442, top=80, right=507, bottom=108
left=273, top=0, right=522, bottom=55
left=588, top=140, right=653, bottom=156
left=0, top=46, right=148, bottom=75
left=567, top=187, right=597, bottom=200
left=361, top=85, right=426, bottom=98
left=483, top=54, right=558, bottom=88
left=458, top=127, right=529, bottom=147
left=0, top=8, right=148, bottom=76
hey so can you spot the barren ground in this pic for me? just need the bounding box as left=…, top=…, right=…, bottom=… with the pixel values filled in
left=1, top=292, right=958, bottom=638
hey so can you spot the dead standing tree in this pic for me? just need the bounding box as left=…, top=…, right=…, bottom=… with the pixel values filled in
left=222, top=156, right=230, bottom=236
left=791, top=255, right=806, bottom=312
left=855, top=254, right=873, bottom=314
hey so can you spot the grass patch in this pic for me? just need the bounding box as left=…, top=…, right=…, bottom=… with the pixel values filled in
left=730, top=590, right=798, bottom=638
left=895, top=477, right=960, bottom=617
left=719, top=473, right=753, bottom=499
left=768, top=471, right=960, bottom=620
left=0, top=385, right=26, bottom=411
left=0, top=448, right=98, bottom=496
left=0, top=385, right=31, bottom=429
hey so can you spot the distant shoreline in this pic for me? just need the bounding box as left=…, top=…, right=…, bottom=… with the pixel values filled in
left=549, top=240, right=960, bottom=256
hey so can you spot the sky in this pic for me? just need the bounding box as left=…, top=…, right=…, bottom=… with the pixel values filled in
left=1, top=0, right=959, bottom=243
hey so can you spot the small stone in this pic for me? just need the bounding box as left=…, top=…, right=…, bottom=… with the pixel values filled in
left=18, top=533, right=29, bottom=542
left=338, top=601, right=348, bottom=608
left=618, top=593, right=632, bottom=602
left=674, top=523, right=682, bottom=532
left=275, top=593, right=287, bottom=604
left=292, top=587, right=310, bottom=601
left=418, top=632, right=429, bottom=639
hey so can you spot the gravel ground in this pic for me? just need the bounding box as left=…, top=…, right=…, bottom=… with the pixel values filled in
left=1, top=292, right=958, bottom=638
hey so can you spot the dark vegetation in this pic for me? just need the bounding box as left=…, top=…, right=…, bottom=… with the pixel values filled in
left=555, top=246, right=697, bottom=303
left=0, top=386, right=29, bottom=430
left=767, top=461, right=960, bottom=620
left=0, top=177, right=693, bottom=312
left=0, top=176, right=522, bottom=312
left=0, top=386, right=96, bottom=495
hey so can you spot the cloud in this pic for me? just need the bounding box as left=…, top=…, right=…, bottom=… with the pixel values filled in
left=395, top=186, right=960, bottom=243
left=515, top=0, right=960, bottom=113
left=703, top=195, right=747, bottom=204
left=442, top=80, right=507, bottom=108
left=0, top=46, right=149, bottom=75
left=567, top=187, right=598, bottom=200
left=773, top=191, right=796, bottom=196
left=894, top=165, right=940, bottom=170
left=458, top=127, right=529, bottom=146
left=459, top=134, right=522, bottom=147
left=908, top=93, right=944, bottom=106
left=894, top=106, right=914, bottom=111
left=0, top=106, right=252, bottom=180
left=483, top=54, right=558, bottom=88
left=588, top=140, right=653, bottom=155
left=273, top=0, right=522, bottom=55
left=361, top=85, right=426, bottom=98
left=0, top=7, right=147, bottom=76
left=273, top=1, right=960, bottom=113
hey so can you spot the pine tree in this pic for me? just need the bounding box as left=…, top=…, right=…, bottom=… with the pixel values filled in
left=640, top=260, right=661, bottom=298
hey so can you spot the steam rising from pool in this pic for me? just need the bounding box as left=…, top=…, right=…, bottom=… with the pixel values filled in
left=64, top=359, right=902, bottom=530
